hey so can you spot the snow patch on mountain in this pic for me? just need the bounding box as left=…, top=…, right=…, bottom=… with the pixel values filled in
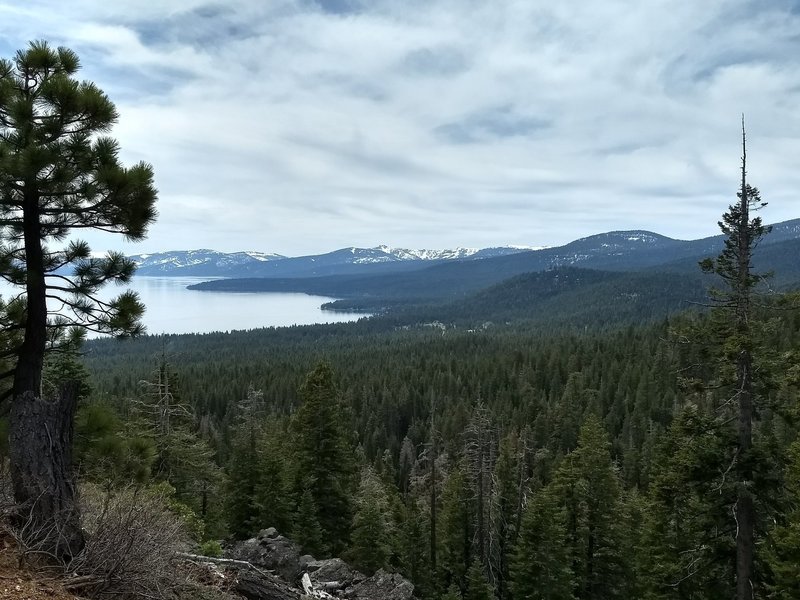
left=126, top=245, right=536, bottom=276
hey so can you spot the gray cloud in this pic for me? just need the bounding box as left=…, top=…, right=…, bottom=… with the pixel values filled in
left=400, top=46, right=469, bottom=77
left=0, top=0, right=798, bottom=255
left=434, top=105, right=551, bottom=144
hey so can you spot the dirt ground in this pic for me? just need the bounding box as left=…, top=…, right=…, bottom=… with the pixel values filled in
left=0, top=532, right=79, bottom=600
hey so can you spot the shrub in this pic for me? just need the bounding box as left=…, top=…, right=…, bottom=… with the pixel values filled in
left=70, top=483, right=188, bottom=598
left=199, top=539, right=223, bottom=558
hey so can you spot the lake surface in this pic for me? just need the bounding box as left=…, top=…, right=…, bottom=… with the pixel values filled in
left=0, top=277, right=368, bottom=336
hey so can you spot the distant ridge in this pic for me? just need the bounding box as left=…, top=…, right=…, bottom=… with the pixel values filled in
left=187, top=217, right=800, bottom=307
left=130, top=217, right=800, bottom=282
left=129, top=245, right=532, bottom=278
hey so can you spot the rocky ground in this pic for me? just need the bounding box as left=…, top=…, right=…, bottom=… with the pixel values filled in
left=225, top=527, right=415, bottom=600
left=0, top=527, right=415, bottom=600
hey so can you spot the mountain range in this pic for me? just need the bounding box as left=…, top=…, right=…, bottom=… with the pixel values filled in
left=129, top=245, right=533, bottom=278
left=184, top=217, right=800, bottom=321
left=134, top=219, right=800, bottom=281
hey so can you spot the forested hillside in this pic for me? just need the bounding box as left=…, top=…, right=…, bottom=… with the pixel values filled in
left=72, top=289, right=800, bottom=598
left=187, top=218, right=800, bottom=312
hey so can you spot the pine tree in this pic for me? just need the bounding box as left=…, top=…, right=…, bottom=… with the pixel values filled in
left=441, top=583, right=465, bottom=600
left=73, top=401, right=156, bottom=486
left=135, top=357, right=226, bottom=534
left=492, top=430, right=528, bottom=599
left=349, top=466, right=393, bottom=574
left=398, top=496, right=432, bottom=596
left=0, top=40, right=157, bottom=559
left=294, top=477, right=326, bottom=556
left=226, top=386, right=268, bottom=538
left=293, top=363, right=356, bottom=553
left=510, top=489, right=573, bottom=600
left=464, top=404, right=496, bottom=572
left=641, top=406, right=733, bottom=599
left=254, top=423, right=292, bottom=535
left=439, top=466, right=471, bottom=593
left=549, top=416, right=628, bottom=599
left=465, top=558, right=495, bottom=600
left=227, top=419, right=261, bottom=539
left=766, top=440, right=800, bottom=598
left=697, top=120, right=774, bottom=598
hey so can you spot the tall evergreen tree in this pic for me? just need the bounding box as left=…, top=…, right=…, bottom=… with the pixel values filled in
left=254, top=422, right=293, bottom=535
left=767, top=439, right=800, bottom=599
left=439, top=466, right=472, bottom=594
left=0, top=40, right=157, bottom=559
left=294, top=477, right=326, bottom=556
left=642, top=406, right=734, bottom=599
left=227, top=419, right=261, bottom=539
left=510, top=489, right=573, bottom=600
left=293, top=363, right=355, bottom=553
left=549, top=416, right=628, bottom=599
left=349, top=466, right=393, bottom=574
left=227, top=387, right=266, bottom=538
left=465, top=558, right=495, bottom=600
left=698, top=120, right=772, bottom=599
left=492, top=430, right=528, bottom=599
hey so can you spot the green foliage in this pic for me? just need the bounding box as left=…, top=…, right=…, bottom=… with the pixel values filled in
left=397, top=496, right=432, bottom=596
left=438, top=467, right=470, bottom=592
left=767, top=440, right=800, bottom=599
left=74, top=401, right=156, bottom=485
left=641, top=406, right=734, bottom=599
left=465, top=559, right=494, bottom=600
left=441, top=583, right=464, bottom=600
left=292, top=362, right=356, bottom=553
left=492, top=428, right=531, bottom=599
left=149, top=480, right=205, bottom=541
left=511, top=490, right=573, bottom=600
left=199, top=540, right=223, bottom=559
left=349, top=466, right=393, bottom=574
left=0, top=40, right=157, bottom=344
left=43, top=353, right=93, bottom=400
left=254, top=423, right=293, bottom=535
left=294, top=477, right=326, bottom=556
left=76, top=293, right=800, bottom=598
left=226, top=421, right=261, bottom=539
left=546, top=416, right=629, bottom=599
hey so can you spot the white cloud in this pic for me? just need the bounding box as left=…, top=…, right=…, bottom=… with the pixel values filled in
left=0, top=0, right=799, bottom=255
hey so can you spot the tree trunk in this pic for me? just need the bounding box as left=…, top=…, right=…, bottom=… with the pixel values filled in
left=9, top=385, right=85, bottom=560
left=735, top=122, right=754, bottom=600
left=429, top=399, right=437, bottom=580
left=9, top=182, right=85, bottom=561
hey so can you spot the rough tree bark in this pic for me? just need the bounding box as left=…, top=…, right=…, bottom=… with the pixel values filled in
left=8, top=385, right=84, bottom=560
left=9, top=178, right=84, bottom=559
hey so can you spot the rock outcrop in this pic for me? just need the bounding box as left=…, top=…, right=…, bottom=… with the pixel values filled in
left=225, top=529, right=415, bottom=600
left=228, top=528, right=304, bottom=583
left=347, top=569, right=415, bottom=600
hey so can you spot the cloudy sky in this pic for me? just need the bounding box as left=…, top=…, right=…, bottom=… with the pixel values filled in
left=1, top=0, right=799, bottom=256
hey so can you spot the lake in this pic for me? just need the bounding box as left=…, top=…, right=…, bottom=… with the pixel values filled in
left=0, top=277, right=368, bottom=336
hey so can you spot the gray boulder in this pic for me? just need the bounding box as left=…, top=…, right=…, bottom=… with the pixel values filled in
left=307, top=557, right=365, bottom=588
left=228, top=529, right=306, bottom=583
left=345, top=569, right=414, bottom=600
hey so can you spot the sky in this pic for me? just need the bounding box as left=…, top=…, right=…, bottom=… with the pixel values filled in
left=1, top=0, right=800, bottom=256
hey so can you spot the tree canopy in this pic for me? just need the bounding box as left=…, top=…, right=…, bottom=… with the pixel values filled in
left=0, top=40, right=157, bottom=560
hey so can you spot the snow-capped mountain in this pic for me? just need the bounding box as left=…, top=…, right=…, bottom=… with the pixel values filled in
left=129, top=249, right=286, bottom=276
left=130, top=217, right=800, bottom=280
left=350, top=245, right=533, bottom=263
left=129, top=245, right=533, bottom=278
